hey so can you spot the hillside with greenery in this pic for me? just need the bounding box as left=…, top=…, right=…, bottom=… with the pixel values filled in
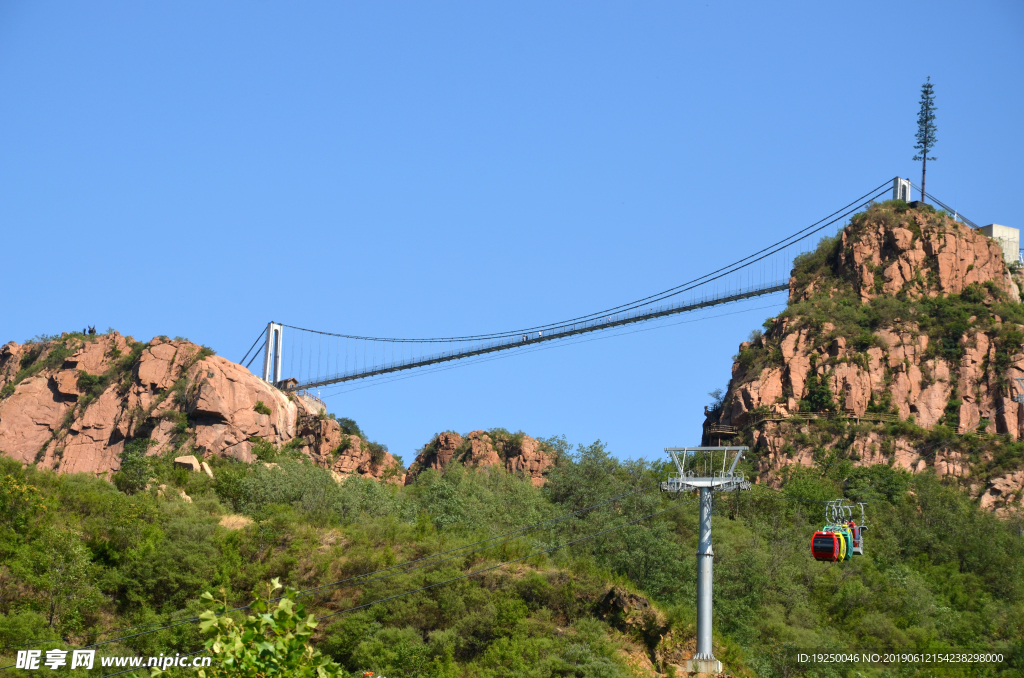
left=1, top=429, right=1023, bottom=677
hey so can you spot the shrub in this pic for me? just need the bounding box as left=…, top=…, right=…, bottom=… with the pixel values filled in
left=488, top=428, right=526, bottom=460
left=197, top=579, right=344, bottom=677
left=336, top=417, right=364, bottom=438
left=0, top=474, right=47, bottom=533
left=76, top=370, right=109, bottom=399
left=250, top=437, right=279, bottom=462
left=112, top=438, right=155, bottom=495
left=798, top=356, right=836, bottom=413
left=254, top=401, right=271, bottom=416
left=365, top=441, right=388, bottom=466
left=331, top=436, right=352, bottom=456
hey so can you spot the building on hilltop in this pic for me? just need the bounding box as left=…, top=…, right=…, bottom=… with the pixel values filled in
left=979, top=223, right=1020, bottom=265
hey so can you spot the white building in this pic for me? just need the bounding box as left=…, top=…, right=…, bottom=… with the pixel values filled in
left=979, top=224, right=1020, bottom=265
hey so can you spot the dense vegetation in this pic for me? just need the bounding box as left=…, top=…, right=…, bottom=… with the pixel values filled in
left=1, top=431, right=1023, bottom=677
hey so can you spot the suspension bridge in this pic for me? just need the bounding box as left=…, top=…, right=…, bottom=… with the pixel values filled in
left=236, top=177, right=967, bottom=393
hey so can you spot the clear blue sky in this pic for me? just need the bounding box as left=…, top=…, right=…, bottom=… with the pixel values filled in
left=2, top=1, right=1022, bottom=464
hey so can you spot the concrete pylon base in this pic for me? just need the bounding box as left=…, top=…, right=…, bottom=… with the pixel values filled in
left=684, top=658, right=722, bottom=674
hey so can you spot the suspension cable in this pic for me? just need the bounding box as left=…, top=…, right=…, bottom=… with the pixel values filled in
left=280, top=180, right=893, bottom=343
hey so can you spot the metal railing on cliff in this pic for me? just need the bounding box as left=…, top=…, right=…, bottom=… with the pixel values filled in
left=706, top=410, right=999, bottom=439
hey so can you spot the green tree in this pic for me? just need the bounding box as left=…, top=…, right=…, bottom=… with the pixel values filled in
left=193, top=579, right=344, bottom=678
left=798, top=355, right=836, bottom=412
left=16, top=529, right=98, bottom=630
left=912, top=77, right=938, bottom=201
left=0, top=474, right=47, bottom=534
left=113, top=438, right=154, bottom=495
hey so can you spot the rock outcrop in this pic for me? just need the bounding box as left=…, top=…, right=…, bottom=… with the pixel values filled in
left=0, top=332, right=402, bottom=483
left=704, top=203, right=1024, bottom=513
left=406, top=429, right=556, bottom=486
left=834, top=212, right=1019, bottom=303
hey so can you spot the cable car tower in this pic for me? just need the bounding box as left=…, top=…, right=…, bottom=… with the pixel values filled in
left=661, top=446, right=751, bottom=674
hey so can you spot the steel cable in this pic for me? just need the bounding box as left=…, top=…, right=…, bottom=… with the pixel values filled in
left=281, top=180, right=893, bottom=344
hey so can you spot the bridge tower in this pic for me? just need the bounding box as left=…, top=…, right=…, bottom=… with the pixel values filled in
left=893, top=177, right=911, bottom=202
left=262, top=322, right=283, bottom=384
left=661, top=446, right=750, bottom=674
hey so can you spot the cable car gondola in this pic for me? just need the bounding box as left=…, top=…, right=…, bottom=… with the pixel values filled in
left=811, top=530, right=841, bottom=561
left=846, top=520, right=867, bottom=556
left=810, top=501, right=867, bottom=562
left=837, top=526, right=852, bottom=561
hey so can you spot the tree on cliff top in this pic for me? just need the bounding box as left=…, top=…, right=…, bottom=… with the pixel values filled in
left=913, top=77, right=938, bottom=201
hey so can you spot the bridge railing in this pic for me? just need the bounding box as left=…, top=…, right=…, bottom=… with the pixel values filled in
left=746, top=411, right=901, bottom=427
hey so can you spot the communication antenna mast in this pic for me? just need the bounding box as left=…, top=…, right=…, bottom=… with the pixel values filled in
left=661, top=446, right=751, bottom=674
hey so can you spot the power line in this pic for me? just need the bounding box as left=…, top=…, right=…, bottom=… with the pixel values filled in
left=62, top=478, right=892, bottom=675
left=284, top=186, right=891, bottom=389
left=289, top=481, right=661, bottom=603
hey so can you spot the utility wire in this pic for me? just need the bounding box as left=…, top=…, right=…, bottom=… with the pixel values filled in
left=99, top=483, right=879, bottom=678
left=909, top=182, right=979, bottom=229
left=282, top=187, right=888, bottom=389
left=290, top=481, right=660, bottom=603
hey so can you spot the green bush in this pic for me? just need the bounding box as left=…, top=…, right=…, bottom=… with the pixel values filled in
left=798, top=355, right=836, bottom=413
left=112, top=438, right=155, bottom=495
left=365, top=441, right=388, bottom=466
left=336, top=417, right=364, bottom=438
left=196, top=579, right=344, bottom=677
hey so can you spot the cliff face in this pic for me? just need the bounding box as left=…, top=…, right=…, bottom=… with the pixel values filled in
left=0, top=333, right=402, bottom=482
left=406, top=429, right=556, bottom=486
left=705, top=202, right=1024, bottom=514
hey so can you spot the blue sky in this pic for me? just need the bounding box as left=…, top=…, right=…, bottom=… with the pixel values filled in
left=2, top=1, right=1022, bottom=464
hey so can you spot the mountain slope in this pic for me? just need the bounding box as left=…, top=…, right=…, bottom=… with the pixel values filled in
left=704, top=201, right=1024, bottom=514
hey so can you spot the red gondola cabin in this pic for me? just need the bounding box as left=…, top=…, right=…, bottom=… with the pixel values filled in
left=811, top=531, right=840, bottom=562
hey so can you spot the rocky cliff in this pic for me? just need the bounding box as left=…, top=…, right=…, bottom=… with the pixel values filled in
left=406, top=429, right=557, bottom=486
left=704, top=201, right=1024, bottom=514
left=0, top=333, right=403, bottom=482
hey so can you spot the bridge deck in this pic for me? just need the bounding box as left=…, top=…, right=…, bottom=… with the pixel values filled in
left=290, top=281, right=789, bottom=389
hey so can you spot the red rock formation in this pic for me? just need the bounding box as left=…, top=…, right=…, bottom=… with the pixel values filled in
left=706, top=204, right=1024, bottom=513
left=406, top=429, right=556, bottom=486
left=804, top=210, right=1019, bottom=304
left=0, top=332, right=402, bottom=483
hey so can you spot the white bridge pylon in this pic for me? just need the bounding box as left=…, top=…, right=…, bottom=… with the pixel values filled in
left=661, top=446, right=751, bottom=674
left=262, top=322, right=283, bottom=384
